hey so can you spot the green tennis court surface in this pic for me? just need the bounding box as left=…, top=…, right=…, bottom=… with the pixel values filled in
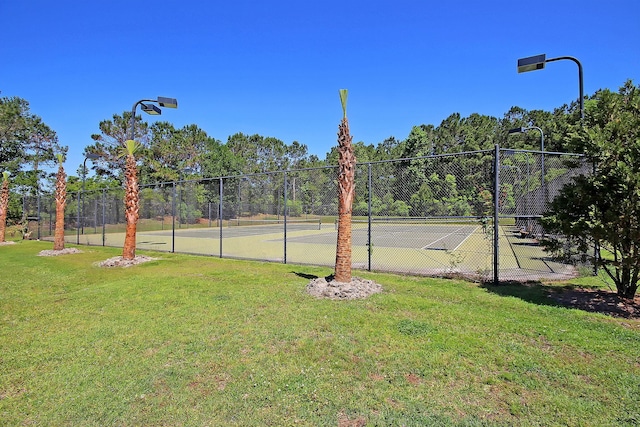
left=282, top=223, right=481, bottom=251
left=73, top=219, right=576, bottom=281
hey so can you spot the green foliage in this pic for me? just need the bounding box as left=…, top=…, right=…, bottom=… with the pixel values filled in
left=85, top=111, right=148, bottom=179
left=542, top=80, right=640, bottom=298
left=286, top=199, right=303, bottom=217
left=410, top=173, right=471, bottom=216
left=0, top=95, right=66, bottom=195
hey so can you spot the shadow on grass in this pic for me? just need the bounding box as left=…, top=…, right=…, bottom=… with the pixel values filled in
left=292, top=272, right=319, bottom=280
left=292, top=271, right=337, bottom=282
left=482, top=280, right=640, bottom=319
left=481, top=280, right=563, bottom=308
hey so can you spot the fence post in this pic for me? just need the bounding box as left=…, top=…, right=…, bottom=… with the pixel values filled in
left=76, top=192, right=80, bottom=245
left=37, top=187, right=41, bottom=240
left=219, top=177, right=223, bottom=258
left=367, top=163, right=372, bottom=271
left=171, top=182, right=176, bottom=253
left=283, top=171, right=287, bottom=264
left=592, top=160, right=599, bottom=275
left=102, top=189, right=106, bottom=246
left=493, top=144, right=500, bottom=285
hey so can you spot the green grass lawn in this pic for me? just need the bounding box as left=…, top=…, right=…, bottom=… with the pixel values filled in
left=1, top=241, right=639, bottom=426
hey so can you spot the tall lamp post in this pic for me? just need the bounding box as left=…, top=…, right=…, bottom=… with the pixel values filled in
left=77, top=153, right=101, bottom=243
left=517, top=54, right=584, bottom=120
left=122, top=96, right=178, bottom=259
left=508, top=126, right=546, bottom=206
left=129, top=96, right=178, bottom=140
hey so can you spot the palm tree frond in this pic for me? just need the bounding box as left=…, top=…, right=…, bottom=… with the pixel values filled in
left=118, top=140, right=142, bottom=158
left=339, top=89, right=348, bottom=119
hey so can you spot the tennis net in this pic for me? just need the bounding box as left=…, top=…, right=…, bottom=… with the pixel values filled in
left=226, top=218, right=322, bottom=230
left=337, top=216, right=487, bottom=228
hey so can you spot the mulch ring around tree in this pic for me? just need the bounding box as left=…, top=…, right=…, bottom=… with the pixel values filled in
left=38, top=248, right=83, bottom=256
left=548, top=288, right=640, bottom=319
left=306, top=276, right=382, bottom=300
left=96, top=255, right=159, bottom=268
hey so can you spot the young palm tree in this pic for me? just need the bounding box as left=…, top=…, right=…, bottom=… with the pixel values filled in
left=334, top=89, right=356, bottom=282
left=122, top=140, right=141, bottom=260
left=0, top=172, right=9, bottom=243
left=53, top=154, right=67, bottom=250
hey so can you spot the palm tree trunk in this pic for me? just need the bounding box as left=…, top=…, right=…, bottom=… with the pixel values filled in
left=122, top=153, right=139, bottom=260
left=53, top=164, right=66, bottom=250
left=335, top=116, right=356, bottom=282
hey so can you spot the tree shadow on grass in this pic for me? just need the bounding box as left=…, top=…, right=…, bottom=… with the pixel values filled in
left=292, top=271, right=338, bottom=281
left=293, top=272, right=319, bottom=280
left=481, top=281, right=640, bottom=319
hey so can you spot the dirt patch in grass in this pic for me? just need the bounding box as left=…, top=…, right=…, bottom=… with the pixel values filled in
left=549, top=288, right=640, bottom=319
left=337, top=413, right=366, bottom=427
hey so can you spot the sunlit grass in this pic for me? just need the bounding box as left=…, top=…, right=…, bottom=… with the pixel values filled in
left=1, top=241, right=639, bottom=426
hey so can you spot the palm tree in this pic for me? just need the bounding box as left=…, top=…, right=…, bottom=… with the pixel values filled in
left=53, top=154, right=67, bottom=250
left=122, top=140, right=141, bottom=260
left=0, top=172, right=9, bottom=243
left=334, top=89, right=356, bottom=282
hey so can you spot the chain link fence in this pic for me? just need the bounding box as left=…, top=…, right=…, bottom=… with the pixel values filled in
left=22, top=147, right=590, bottom=282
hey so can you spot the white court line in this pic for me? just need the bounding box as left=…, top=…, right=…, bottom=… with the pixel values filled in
left=421, top=226, right=478, bottom=251
left=452, top=226, right=480, bottom=251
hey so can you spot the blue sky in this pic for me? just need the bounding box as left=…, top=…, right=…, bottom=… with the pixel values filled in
left=1, top=0, right=639, bottom=174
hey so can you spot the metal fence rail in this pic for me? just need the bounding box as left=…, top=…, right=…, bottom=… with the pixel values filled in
left=21, top=146, right=589, bottom=282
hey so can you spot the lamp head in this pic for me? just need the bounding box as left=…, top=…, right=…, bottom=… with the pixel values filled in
left=157, top=96, right=178, bottom=108
left=141, top=103, right=162, bottom=115
left=517, top=54, right=546, bottom=73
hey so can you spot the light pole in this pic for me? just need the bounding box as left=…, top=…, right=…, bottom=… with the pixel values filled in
left=517, top=54, right=584, bottom=120
left=500, top=164, right=522, bottom=216
left=508, top=126, right=544, bottom=152
left=77, top=153, right=101, bottom=243
left=129, top=96, right=178, bottom=141
left=121, top=96, right=178, bottom=258
left=508, top=126, right=546, bottom=210
left=82, top=153, right=101, bottom=234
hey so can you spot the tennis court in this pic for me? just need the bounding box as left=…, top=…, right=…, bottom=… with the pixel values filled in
left=135, top=217, right=484, bottom=252
left=284, top=222, right=483, bottom=251
left=73, top=216, right=568, bottom=281
left=138, top=218, right=322, bottom=240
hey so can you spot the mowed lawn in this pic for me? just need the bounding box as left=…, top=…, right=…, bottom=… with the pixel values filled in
left=1, top=241, right=639, bottom=426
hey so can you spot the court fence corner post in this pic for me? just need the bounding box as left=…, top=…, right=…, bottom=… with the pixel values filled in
left=367, top=163, right=372, bottom=271
left=493, top=144, right=500, bottom=286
